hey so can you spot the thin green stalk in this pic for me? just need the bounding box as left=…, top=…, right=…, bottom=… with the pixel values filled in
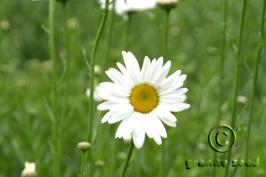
left=224, top=0, right=247, bottom=177
left=160, top=9, right=170, bottom=177
left=49, top=0, right=61, bottom=177
left=125, top=12, right=132, bottom=50
left=245, top=0, right=266, bottom=177
left=211, top=1, right=228, bottom=177
left=103, top=0, right=115, bottom=71
left=121, top=141, right=134, bottom=177
left=87, top=0, right=110, bottom=176
left=79, top=152, right=86, bottom=177
left=159, top=143, right=165, bottom=177
left=218, top=0, right=228, bottom=124
left=163, top=9, right=170, bottom=57
left=62, top=2, right=70, bottom=128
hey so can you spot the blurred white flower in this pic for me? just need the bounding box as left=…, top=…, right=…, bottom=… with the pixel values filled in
left=118, top=152, right=127, bottom=160
left=0, top=20, right=10, bottom=30
left=67, top=17, right=79, bottom=29
left=97, top=51, right=190, bottom=148
left=95, top=160, right=105, bottom=168
left=86, top=85, right=102, bottom=102
left=99, top=0, right=156, bottom=16
left=237, top=95, right=248, bottom=104
left=95, top=65, right=102, bottom=75
left=77, top=141, right=91, bottom=151
left=156, top=0, right=177, bottom=9
left=21, top=162, right=36, bottom=177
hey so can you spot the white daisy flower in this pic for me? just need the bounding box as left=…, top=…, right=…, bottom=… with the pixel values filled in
left=21, top=162, right=36, bottom=177
left=97, top=51, right=190, bottom=149
left=99, top=0, right=156, bottom=16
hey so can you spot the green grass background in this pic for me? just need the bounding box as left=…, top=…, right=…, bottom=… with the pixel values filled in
left=0, top=0, right=265, bottom=176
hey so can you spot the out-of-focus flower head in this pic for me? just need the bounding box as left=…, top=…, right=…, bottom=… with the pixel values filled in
left=21, top=162, right=36, bottom=177
left=99, top=0, right=157, bottom=17
left=156, top=0, right=178, bottom=10
left=86, top=84, right=103, bottom=102
left=0, top=20, right=10, bottom=30
left=77, top=141, right=91, bottom=152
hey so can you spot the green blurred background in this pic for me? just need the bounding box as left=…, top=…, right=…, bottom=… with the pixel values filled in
left=0, top=0, right=265, bottom=176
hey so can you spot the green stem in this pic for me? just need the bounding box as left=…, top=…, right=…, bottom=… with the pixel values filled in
left=163, top=9, right=170, bottom=57
left=159, top=9, right=170, bottom=177
left=159, top=143, right=165, bottom=177
left=103, top=0, right=115, bottom=71
left=211, top=2, right=228, bottom=177
left=79, top=152, right=86, bottom=177
left=121, top=141, right=134, bottom=177
left=62, top=2, right=70, bottom=128
left=87, top=0, right=110, bottom=176
left=224, top=0, right=247, bottom=177
left=49, top=0, right=61, bottom=177
left=245, top=0, right=266, bottom=176
left=218, top=0, right=228, bottom=123
left=125, top=12, right=132, bottom=50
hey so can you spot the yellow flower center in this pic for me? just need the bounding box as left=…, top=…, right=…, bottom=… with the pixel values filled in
left=129, top=84, right=159, bottom=113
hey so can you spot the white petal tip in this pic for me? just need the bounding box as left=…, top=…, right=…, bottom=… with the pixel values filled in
left=134, top=144, right=142, bottom=149
left=156, top=141, right=162, bottom=146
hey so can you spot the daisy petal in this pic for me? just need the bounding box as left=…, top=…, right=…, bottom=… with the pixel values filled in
left=106, top=68, right=132, bottom=90
left=145, top=59, right=156, bottom=82
left=149, top=57, right=163, bottom=85
left=122, top=51, right=141, bottom=84
left=107, top=109, right=133, bottom=124
left=159, top=75, right=187, bottom=95
left=152, top=132, right=162, bottom=145
left=141, top=56, right=151, bottom=82
left=154, top=60, right=171, bottom=86
left=160, top=117, right=176, bottom=127
left=151, top=115, right=167, bottom=138
left=98, top=82, right=130, bottom=96
left=115, top=116, right=135, bottom=139
left=131, top=113, right=146, bottom=148
left=153, top=108, right=177, bottom=122
left=133, top=128, right=145, bottom=149
left=160, top=103, right=191, bottom=112
left=101, top=111, right=112, bottom=123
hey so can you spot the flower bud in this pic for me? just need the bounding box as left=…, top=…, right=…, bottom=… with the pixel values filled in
left=67, top=17, right=79, bottom=30
left=85, top=85, right=103, bottom=102
left=94, top=65, right=102, bottom=75
left=118, top=152, right=127, bottom=160
left=21, top=162, right=36, bottom=177
left=237, top=95, right=248, bottom=104
left=157, top=0, right=178, bottom=10
left=95, top=160, right=105, bottom=168
left=77, top=141, right=91, bottom=152
left=0, top=20, right=10, bottom=30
